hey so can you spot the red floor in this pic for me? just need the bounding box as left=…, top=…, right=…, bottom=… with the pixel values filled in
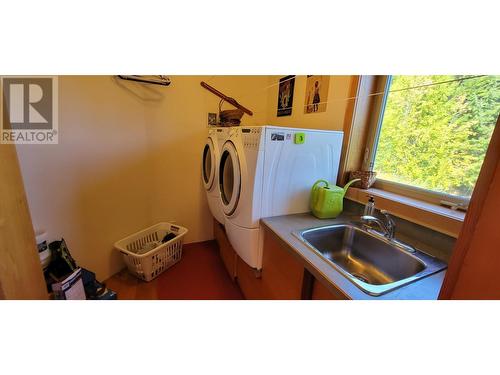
left=156, top=240, right=244, bottom=299
left=106, top=240, right=244, bottom=299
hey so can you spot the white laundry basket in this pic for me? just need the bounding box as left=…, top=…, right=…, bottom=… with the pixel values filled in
left=114, top=222, right=188, bottom=282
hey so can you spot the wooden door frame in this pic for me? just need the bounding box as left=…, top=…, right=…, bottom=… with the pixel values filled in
left=439, top=115, right=500, bottom=299
left=0, top=96, right=47, bottom=299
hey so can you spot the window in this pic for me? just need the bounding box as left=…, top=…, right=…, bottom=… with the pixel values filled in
left=368, top=75, right=500, bottom=209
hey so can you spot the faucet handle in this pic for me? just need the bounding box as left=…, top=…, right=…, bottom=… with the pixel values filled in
left=380, top=210, right=396, bottom=238
left=380, top=210, right=392, bottom=219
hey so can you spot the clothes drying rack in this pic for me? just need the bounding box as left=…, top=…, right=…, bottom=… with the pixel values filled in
left=200, top=81, right=253, bottom=116
left=118, top=75, right=171, bottom=86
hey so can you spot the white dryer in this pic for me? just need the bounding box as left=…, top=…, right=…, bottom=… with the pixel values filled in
left=219, top=125, right=343, bottom=269
left=202, top=127, right=230, bottom=224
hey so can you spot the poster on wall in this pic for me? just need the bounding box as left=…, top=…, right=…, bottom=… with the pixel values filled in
left=276, top=75, right=295, bottom=117
left=304, top=75, right=330, bottom=114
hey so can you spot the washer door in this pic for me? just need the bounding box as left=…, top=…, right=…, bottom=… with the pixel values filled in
left=219, top=141, right=241, bottom=216
left=202, top=138, right=216, bottom=190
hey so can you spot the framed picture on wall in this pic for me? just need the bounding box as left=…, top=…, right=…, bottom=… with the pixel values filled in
left=276, top=75, right=295, bottom=117
left=304, top=75, right=330, bottom=113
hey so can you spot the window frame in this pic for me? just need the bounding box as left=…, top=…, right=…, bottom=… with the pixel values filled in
left=364, top=75, right=475, bottom=211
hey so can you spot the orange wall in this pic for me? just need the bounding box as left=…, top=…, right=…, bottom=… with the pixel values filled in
left=15, top=75, right=353, bottom=280
left=16, top=75, right=269, bottom=280
left=266, top=75, right=356, bottom=131
left=16, top=76, right=153, bottom=280
left=142, top=75, right=269, bottom=254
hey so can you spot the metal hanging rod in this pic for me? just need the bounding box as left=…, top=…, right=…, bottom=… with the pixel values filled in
left=118, top=75, right=171, bottom=86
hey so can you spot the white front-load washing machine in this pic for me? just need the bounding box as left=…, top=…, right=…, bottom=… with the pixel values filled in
left=202, top=127, right=230, bottom=224
left=219, top=125, right=343, bottom=269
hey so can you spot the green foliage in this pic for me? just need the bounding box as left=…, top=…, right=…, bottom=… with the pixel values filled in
left=374, top=75, right=500, bottom=197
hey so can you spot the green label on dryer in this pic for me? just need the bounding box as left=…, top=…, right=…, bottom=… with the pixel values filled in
left=294, top=132, right=305, bottom=144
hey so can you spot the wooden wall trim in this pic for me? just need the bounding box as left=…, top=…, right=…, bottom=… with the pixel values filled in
left=338, top=76, right=379, bottom=185
left=439, top=115, right=500, bottom=299
left=0, top=280, right=5, bottom=299
left=0, top=96, right=47, bottom=299
left=338, top=75, right=360, bottom=185
left=0, top=143, right=48, bottom=299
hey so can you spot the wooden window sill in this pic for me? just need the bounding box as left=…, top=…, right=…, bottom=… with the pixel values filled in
left=345, top=187, right=464, bottom=238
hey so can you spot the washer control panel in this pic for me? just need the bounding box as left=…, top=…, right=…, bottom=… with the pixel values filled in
left=241, top=127, right=262, bottom=150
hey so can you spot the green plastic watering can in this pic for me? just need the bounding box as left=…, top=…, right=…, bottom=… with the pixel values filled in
left=310, top=178, right=360, bottom=219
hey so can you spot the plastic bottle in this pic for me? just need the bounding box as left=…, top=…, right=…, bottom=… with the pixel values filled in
left=364, top=196, right=375, bottom=216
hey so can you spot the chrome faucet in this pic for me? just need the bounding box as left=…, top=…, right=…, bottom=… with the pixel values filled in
left=361, top=210, right=396, bottom=239
left=360, top=209, right=416, bottom=253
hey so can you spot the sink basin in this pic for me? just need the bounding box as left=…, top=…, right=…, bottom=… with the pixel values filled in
left=293, top=223, right=447, bottom=296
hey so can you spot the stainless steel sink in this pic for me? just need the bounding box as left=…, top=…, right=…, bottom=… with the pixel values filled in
left=293, top=223, right=447, bottom=296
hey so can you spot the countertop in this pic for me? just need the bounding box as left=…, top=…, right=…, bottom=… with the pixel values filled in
left=261, top=212, right=447, bottom=300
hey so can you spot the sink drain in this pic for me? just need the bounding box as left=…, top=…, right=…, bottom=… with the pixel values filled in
left=352, top=273, right=369, bottom=283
